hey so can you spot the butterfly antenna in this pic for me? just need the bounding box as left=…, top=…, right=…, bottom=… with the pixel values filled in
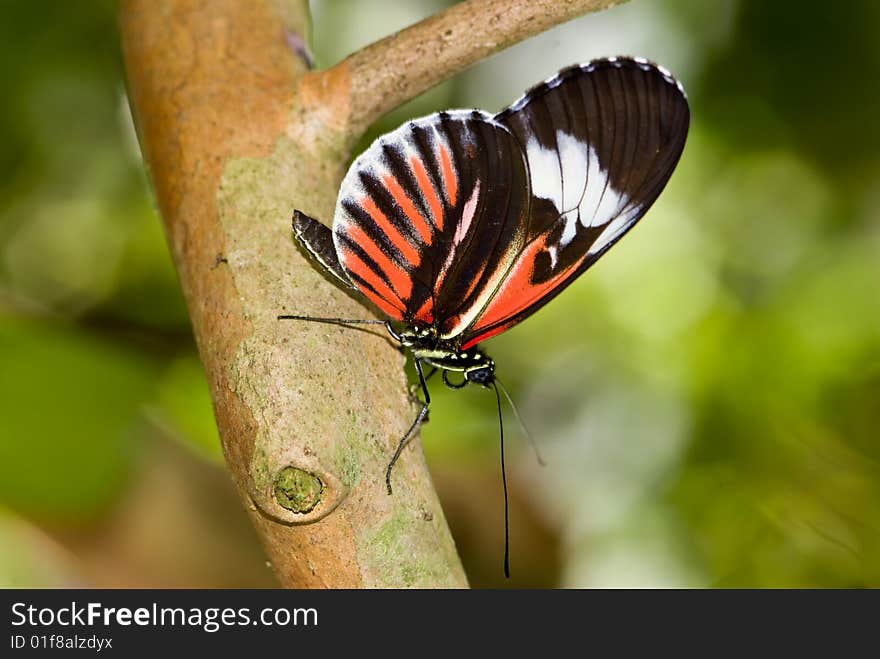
left=491, top=381, right=511, bottom=579
left=278, top=314, right=402, bottom=341
left=277, top=314, right=386, bottom=326
left=495, top=376, right=546, bottom=467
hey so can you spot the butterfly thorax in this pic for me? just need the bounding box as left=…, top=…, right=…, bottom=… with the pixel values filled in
left=399, top=327, right=495, bottom=386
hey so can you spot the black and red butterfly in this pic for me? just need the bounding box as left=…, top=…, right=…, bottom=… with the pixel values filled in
left=282, top=57, right=689, bottom=567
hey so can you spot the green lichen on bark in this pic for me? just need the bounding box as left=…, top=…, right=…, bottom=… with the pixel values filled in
left=274, top=466, right=323, bottom=513
left=335, top=441, right=361, bottom=490
left=362, top=506, right=460, bottom=588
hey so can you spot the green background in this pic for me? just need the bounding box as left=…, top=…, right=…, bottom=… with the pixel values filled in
left=1, top=0, right=878, bottom=588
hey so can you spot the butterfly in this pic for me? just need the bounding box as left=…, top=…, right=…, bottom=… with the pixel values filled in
left=281, top=56, right=689, bottom=573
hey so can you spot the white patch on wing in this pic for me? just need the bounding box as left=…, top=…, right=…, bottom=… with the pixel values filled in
left=524, top=132, right=636, bottom=261
left=579, top=145, right=625, bottom=228
left=454, top=181, right=480, bottom=245
left=525, top=136, right=562, bottom=210
left=526, top=130, right=640, bottom=267
left=587, top=205, right=642, bottom=255
left=558, top=209, right=579, bottom=248
left=548, top=137, right=628, bottom=252
left=436, top=181, right=481, bottom=285
left=558, top=131, right=588, bottom=213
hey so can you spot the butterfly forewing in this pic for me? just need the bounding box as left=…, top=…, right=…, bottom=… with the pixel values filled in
left=456, top=57, right=690, bottom=348
left=331, top=110, right=531, bottom=334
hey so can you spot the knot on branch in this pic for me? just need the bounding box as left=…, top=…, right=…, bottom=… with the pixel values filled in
left=249, top=448, right=349, bottom=525
left=274, top=466, right=324, bottom=513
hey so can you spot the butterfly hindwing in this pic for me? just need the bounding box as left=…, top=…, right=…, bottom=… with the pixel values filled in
left=455, top=57, right=690, bottom=348
left=331, top=110, right=531, bottom=334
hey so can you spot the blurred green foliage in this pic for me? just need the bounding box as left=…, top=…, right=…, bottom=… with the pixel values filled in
left=1, top=0, right=878, bottom=587
left=0, top=319, right=153, bottom=522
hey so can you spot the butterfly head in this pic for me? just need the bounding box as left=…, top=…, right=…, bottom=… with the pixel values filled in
left=463, top=356, right=495, bottom=387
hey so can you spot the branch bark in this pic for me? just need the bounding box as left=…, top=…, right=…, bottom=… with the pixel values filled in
left=119, top=0, right=626, bottom=588
left=341, top=0, right=627, bottom=137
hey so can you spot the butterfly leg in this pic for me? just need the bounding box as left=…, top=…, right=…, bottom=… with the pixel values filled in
left=408, top=366, right=437, bottom=403
left=385, top=358, right=431, bottom=495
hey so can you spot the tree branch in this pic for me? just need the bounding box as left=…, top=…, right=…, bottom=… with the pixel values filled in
left=119, top=0, right=624, bottom=588
left=335, top=0, right=628, bottom=137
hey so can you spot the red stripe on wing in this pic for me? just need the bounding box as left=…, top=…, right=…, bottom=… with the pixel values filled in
left=338, top=248, right=406, bottom=320
left=361, top=195, right=421, bottom=267
left=410, top=154, right=444, bottom=232
left=413, top=296, right=433, bottom=325
left=460, top=238, right=579, bottom=350
left=381, top=174, right=433, bottom=245
left=438, top=143, right=457, bottom=208
left=344, top=223, right=413, bottom=301
left=460, top=322, right=510, bottom=350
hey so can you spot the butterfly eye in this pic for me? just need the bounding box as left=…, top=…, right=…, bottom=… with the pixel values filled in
left=465, top=365, right=494, bottom=385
